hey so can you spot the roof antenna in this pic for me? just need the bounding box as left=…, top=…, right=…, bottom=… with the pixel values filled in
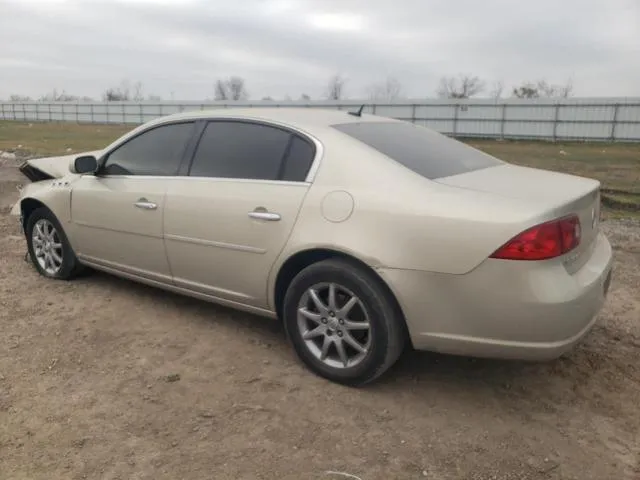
left=348, top=104, right=365, bottom=117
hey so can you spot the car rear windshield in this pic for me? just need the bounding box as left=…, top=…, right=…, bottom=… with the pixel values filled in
left=332, top=121, right=503, bottom=179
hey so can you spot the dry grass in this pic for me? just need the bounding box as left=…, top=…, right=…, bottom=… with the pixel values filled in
left=0, top=121, right=131, bottom=156
left=2, top=120, right=639, bottom=215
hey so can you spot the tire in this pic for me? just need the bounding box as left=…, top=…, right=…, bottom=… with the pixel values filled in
left=25, top=207, right=84, bottom=280
left=283, top=258, right=405, bottom=386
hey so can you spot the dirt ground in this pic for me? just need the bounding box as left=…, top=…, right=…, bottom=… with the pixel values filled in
left=1, top=158, right=639, bottom=480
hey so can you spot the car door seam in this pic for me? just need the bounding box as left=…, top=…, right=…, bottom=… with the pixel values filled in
left=264, top=184, right=315, bottom=310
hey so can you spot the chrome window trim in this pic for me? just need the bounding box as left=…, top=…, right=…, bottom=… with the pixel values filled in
left=98, top=114, right=324, bottom=184
left=89, top=174, right=311, bottom=187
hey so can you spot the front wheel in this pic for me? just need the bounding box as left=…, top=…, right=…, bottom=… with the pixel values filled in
left=283, top=259, right=405, bottom=386
left=26, top=207, right=83, bottom=280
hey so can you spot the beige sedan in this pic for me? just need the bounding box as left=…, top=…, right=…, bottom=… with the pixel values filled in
left=12, top=108, right=613, bottom=385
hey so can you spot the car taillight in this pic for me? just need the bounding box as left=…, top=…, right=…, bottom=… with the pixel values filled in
left=490, top=215, right=581, bottom=261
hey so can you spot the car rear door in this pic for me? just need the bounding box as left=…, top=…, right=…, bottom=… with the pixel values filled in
left=163, top=119, right=317, bottom=309
left=71, top=121, right=197, bottom=283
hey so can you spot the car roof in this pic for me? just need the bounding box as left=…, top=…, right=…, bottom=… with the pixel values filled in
left=152, top=107, right=397, bottom=132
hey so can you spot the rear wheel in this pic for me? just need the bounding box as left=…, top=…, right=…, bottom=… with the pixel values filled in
left=283, top=259, right=405, bottom=386
left=26, top=207, right=83, bottom=280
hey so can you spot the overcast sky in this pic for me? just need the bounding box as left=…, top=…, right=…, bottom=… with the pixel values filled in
left=1, top=0, right=639, bottom=100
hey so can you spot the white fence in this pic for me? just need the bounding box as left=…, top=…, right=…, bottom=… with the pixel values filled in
left=2, top=98, right=640, bottom=142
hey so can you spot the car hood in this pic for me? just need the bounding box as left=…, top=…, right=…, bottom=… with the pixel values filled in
left=19, top=150, right=102, bottom=181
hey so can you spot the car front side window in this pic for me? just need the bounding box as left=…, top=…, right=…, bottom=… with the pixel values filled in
left=102, top=121, right=195, bottom=176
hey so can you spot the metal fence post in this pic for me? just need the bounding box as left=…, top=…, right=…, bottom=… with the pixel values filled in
left=139, top=104, right=143, bottom=124
left=61, top=103, right=65, bottom=123
left=452, top=104, right=459, bottom=137
left=552, top=103, right=560, bottom=142
left=411, top=104, right=416, bottom=124
left=76, top=103, right=79, bottom=123
left=0, top=103, right=4, bottom=120
left=610, top=103, right=620, bottom=142
left=90, top=104, right=94, bottom=123
left=106, top=104, right=109, bottom=123
left=500, top=103, right=507, bottom=140
left=122, top=103, right=126, bottom=124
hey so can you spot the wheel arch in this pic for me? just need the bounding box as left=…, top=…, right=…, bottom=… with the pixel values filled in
left=272, top=247, right=411, bottom=345
left=20, top=197, right=49, bottom=230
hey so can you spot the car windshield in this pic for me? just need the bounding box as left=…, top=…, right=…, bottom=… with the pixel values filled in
left=332, top=121, right=503, bottom=179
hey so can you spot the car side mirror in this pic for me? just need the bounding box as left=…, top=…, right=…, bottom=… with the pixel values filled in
left=70, top=155, right=98, bottom=174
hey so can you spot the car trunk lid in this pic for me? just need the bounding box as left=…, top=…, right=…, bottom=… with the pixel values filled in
left=435, top=164, right=601, bottom=272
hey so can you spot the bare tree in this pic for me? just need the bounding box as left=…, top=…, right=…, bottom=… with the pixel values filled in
left=9, top=94, right=33, bottom=101
left=214, top=80, right=228, bottom=100
left=214, top=76, right=248, bottom=101
left=300, top=93, right=311, bottom=101
left=38, top=88, right=79, bottom=102
left=103, top=88, right=129, bottom=102
left=101, top=79, right=149, bottom=102
left=325, top=74, right=347, bottom=100
left=512, top=82, right=539, bottom=99
left=367, top=76, right=404, bottom=101
left=512, top=79, right=574, bottom=99
left=489, top=80, right=504, bottom=100
left=437, top=74, right=485, bottom=99
left=228, top=76, right=248, bottom=100
left=556, top=79, right=573, bottom=98
left=132, top=81, right=144, bottom=101
left=103, top=80, right=131, bottom=101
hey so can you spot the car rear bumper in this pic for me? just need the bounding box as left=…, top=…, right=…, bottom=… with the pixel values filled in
left=377, top=231, right=614, bottom=360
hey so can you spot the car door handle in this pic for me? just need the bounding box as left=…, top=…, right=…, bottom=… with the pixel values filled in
left=248, top=211, right=281, bottom=221
left=134, top=198, right=157, bottom=210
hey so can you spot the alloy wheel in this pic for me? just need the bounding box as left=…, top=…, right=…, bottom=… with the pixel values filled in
left=296, top=282, right=372, bottom=369
left=32, top=218, right=64, bottom=275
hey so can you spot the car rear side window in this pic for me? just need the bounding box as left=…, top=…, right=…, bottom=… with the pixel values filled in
left=103, top=122, right=195, bottom=176
left=332, top=121, right=503, bottom=179
left=281, top=135, right=315, bottom=182
left=190, top=121, right=291, bottom=180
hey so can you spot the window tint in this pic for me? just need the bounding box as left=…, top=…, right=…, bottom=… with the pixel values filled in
left=190, top=121, right=291, bottom=180
left=332, top=121, right=503, bottom=179
left=103, top=122, right=194, bottom=176
left=281, top=135, right=315, bottom=182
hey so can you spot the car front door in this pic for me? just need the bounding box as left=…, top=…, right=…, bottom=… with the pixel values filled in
left=71, top=121, right=197, bottom=283
left=163, top=119, right=318, bottom=309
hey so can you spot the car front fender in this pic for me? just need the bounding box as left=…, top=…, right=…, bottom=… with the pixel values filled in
left=12, top=179, right=73, bottom=229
